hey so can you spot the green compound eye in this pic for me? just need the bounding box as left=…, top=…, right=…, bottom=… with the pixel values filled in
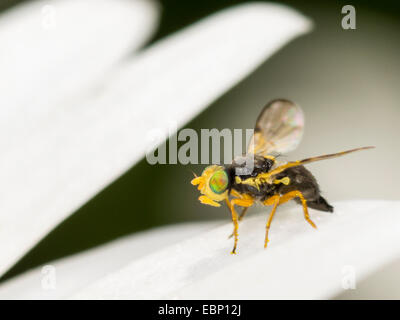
left=209, top=170, right=229, bottom=194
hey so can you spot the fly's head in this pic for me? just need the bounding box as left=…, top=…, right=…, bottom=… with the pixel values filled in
left=191, top=165, right=229, bottom=207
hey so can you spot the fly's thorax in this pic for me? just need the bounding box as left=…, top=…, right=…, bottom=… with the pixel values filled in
left=230, top=154, right=275, bottom=178
left=230, top=171, right=278, bottom=200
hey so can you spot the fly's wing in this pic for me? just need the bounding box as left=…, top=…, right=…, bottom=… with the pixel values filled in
left=247, top=99, right=304, bottom=156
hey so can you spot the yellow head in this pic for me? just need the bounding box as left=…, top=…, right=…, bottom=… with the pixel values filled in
left=191, top=165, right=229, bottom=207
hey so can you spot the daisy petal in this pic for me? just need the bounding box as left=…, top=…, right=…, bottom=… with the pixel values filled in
left=0, top=222, right=220, bottom=299
left=0, top=3, right=311, bottom=276
left=0, top=0, right=159, bottom=131
left=68, top=200, right=400, bottom=299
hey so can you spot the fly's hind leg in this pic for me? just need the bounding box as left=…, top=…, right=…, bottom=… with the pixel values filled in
left=238, top=207, right=249, bottom=221
left=263, top=195, right=280, bottom=248
left=262, top=190, right=316, bottom=249
left=279, top=190, right=317, bottom=229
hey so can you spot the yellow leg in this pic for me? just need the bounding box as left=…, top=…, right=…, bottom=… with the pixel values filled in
left=229, top=204, right=239, bottom=255
left=263, top=195, right=280, bottom=248
left=225, top=192, right=252, bottom=234
left=228, top=196, right=254, bottom=254
left=262, top=190, right=317, bottom=249
left=228, top=207, right=249, bottom=239
left=238, top=207, right=249, bottom=221
left=230, top=189, right=242, bottom=198
left=279, top=190, right=317, bottom=229
left=224, top=190, right=248, bottom=210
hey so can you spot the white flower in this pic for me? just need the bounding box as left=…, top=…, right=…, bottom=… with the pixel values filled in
left=1, top=0, right=398, bottom=300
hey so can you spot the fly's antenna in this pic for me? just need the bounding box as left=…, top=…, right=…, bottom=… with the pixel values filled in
left=185, top=168, right=198, bottom=178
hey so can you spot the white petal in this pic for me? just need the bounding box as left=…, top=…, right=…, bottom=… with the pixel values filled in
left=2, top=201, right=398, bottom=299
left=66, top=200, right=400, bottom=299
left=0, top=222, right=220, bottom=299
left=0, top=0, right=159, bottom=130
left=0, top=3, right=311, bottom=276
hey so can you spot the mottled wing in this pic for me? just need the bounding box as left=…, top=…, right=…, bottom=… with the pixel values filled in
left=247, top=99, right=304, bottom=155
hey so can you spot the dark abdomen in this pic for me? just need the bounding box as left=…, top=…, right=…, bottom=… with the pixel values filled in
left=277, top=165, right=333, bottom=212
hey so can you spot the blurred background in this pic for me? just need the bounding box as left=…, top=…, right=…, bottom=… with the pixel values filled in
left=1, top=0, right=399, bottom=298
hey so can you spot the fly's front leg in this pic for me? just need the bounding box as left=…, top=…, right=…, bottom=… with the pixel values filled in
left=227, top=207, right=249, bottom=239
left=228, top=196, right=254, bottom=254
left=226, top=193, right=252, bottom=239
